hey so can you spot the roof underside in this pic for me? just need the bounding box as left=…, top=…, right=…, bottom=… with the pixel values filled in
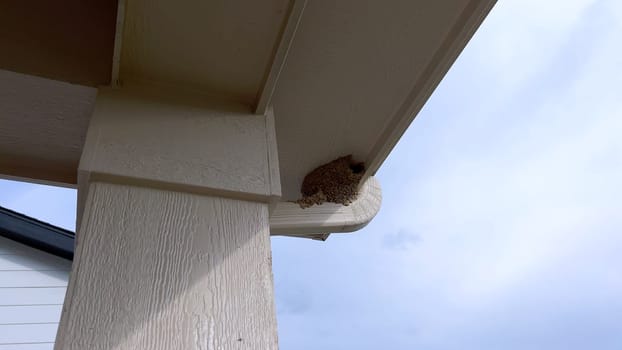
left=0, top=0, right=495, bottom=200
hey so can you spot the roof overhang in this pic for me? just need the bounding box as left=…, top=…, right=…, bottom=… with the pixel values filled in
left=0, top=0, right=496, bottom=238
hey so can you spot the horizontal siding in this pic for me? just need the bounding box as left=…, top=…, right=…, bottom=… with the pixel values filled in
left=0, top=344, right=54, bottom=350
left=0, top=237, right=69, bottom=348
left=0, top=253, right=71, bottom=271
left=0, top=324, right=59, bottom=344
left=0, top=271, right=68, bottom=288
left=0, top=305, right=63, bottom=324
left=0, top=288, right=67, bottom=306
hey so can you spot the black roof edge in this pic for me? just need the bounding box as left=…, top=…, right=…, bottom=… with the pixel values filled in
left=0, top=206, right=75, bottom=260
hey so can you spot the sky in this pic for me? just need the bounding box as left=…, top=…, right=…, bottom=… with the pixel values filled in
left=1, top=0, right=622, bottom=348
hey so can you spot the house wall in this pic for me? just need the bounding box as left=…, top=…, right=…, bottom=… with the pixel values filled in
left=0, top=236, right=70, bottom=349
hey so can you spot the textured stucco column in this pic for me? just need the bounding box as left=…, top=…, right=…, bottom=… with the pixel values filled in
left=55, top=84, right=281, bottom=350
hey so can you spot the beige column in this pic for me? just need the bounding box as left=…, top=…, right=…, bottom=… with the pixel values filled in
left=55, top=84, right=281, bottom=350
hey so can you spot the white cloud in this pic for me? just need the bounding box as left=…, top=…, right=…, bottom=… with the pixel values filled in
left=351, top=1, right=622, bottom=347
left=467, top=0, right=598, bottom=90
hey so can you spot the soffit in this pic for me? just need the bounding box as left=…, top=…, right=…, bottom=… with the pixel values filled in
left=119, top=0, right=291, bottom=105
left=272, top=0, right=484, bottom=199
left=0, top=0, right=117, bottom=86
left=0, top=0, right=495, bottom=202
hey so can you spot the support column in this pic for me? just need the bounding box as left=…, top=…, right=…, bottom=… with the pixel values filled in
left=56, top=84, right=281, bottom=349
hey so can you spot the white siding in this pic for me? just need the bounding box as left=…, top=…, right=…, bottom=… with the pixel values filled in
left=0, top=236, right=70, bottom=349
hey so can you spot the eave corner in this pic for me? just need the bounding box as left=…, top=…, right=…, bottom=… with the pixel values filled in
left=270, top=176, right=382, bottom=239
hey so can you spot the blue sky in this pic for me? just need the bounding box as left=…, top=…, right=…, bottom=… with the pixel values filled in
left=1, top=0, right=622, bottom=348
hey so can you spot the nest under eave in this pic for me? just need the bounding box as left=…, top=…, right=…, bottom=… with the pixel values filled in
left=295, top=155, right=365, bottom=208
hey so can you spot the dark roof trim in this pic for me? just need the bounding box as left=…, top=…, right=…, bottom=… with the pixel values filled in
left=0, top=206, right=75, bottom=260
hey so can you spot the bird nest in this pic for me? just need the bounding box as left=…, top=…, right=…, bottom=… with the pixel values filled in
left=295, top=155, right=365, bottom=208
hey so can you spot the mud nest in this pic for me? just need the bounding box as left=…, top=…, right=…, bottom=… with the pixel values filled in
left=295, top=155, right=365, bottom=208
